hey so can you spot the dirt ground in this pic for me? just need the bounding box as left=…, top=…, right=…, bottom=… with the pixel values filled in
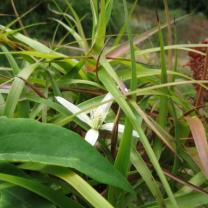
left=134, top=7, right=208, bottom=43
left=133, top=7, right=208, bottom=67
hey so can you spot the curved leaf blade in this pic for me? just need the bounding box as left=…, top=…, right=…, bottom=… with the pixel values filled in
left=0, top=173, right=82, bottom=208
left=0, top=117, right=132, bottom=192
left=186, top=116, right=208, bottom=177
left=0, top=187, right=55, bottom=208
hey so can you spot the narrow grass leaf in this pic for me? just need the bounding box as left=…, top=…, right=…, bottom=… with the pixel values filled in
left=108, top=0, right=138, bottom=204
left=19, top=163, right=114, bottom=208
left=131, top=147, right=165, bottom=207
left=3, top=63, right=38, bottom=117
left=91, top=0, right=106, bottom=52
left=51, top=168, right=114, bottom=208
left=99, top=68, right=179, bottom=208
left=0, top=45, right=20, bottom=75
left=0, top=173, right=83, bottom=208
left=141, top=191, right=208, bottom=208
left=0, top=187, right=55, bottom=208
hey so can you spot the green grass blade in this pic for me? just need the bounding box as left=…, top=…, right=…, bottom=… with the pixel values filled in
left=99, top=68, right=179, bottom=208
left=90, top=0, right=98, bottom=40
left=0, top=45, right=20, bottom=75
left=157, top=21, right=168, bottom=125
left=52, top=18, right=85, bottom=50
left=154, top=16, right=169, bottom=159
left=3, top=63, right=38, bottom=117
left=142, top=191, right=208, bottom=208
left=0, top=173, right=83, bottom=208
left=20, top=163, right=115, bottom=208
left=91, top=0, right=107, bottom=52
left=131, top=147, right=165, bottom=207
left=0, top=93, right=5, bottom=115
left=63, top=0, right=88, bottom=51
left=52, top=169, right=114, bottom=208
left=108, top=0, right=138, bottom=205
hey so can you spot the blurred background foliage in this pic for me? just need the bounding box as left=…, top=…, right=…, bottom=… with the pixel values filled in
left=0, top=0, right=124, bottom=40
left=0, top=0, right=207, bottom=41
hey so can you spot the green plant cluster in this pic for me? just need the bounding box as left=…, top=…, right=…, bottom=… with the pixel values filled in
left=0, top=0, right=124, bottom=40
left=0, top=0, right=208, bottom=208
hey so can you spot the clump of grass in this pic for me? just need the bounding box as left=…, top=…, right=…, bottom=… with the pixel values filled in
left=0, top=1, right=208, bottom=208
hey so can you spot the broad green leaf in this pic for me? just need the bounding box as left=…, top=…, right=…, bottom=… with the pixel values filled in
left=0, top=187, right=55, bottom=208
left=20, top=165, right=114, bottom=208
left=0, top=173, right=82, bottom=208
left=0, top=117, right=132, bottom=192
left=0, top=162, right=79, bottom=207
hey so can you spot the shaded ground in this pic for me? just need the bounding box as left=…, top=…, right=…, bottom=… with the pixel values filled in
left=134, top=7, right=208, bottom=43
left=132, top=7, right=208, bottom=67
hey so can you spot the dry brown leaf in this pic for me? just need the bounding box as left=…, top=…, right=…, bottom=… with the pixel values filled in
left=186, top=116, right=208, bottom=177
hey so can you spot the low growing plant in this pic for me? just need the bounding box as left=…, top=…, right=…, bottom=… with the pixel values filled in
left=0, top=0, right=208, bottom=208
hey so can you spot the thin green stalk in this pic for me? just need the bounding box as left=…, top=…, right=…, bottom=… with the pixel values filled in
left=99, top=68, right=179, bottom=208
left=169, top=101, right=180, bottom=189
left=170, top=23, right=179, bottom=180
left=64, top=0, right=88, bottom=51
left=113, top=1, right=137, bottom=47
left=114, top=0, right=137, bottom=175
left=158, top=25, right=168, bottom=121
left=172, top=20, right=178, bottom=83
left=91, top=0, right=107, bottom=52
left=154, top=13, right=169, bottom=159
left=0, top=93, right=5, bottom=116
left=53, top=169, right=114, bottom=208
left=0, top=45, right=20, bottom=75
left=163, top=0, right=173, bottom=81
left=47, top=68, right=62, bottom=96
left=131, top=101, right=179, bottom=208
left=114, top=119, right=133, bottom=174
left=108, top=0, right=137, bottom=206
left=131, top=147, right=165, bottom=208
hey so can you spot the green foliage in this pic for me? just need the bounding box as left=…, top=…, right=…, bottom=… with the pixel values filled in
left=0, top=0, right=208, bottom=207
left=0, top=0, right=124, bottom=40
left=0, top=117, right=131, bottom=192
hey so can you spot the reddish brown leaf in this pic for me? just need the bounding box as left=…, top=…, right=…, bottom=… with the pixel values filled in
left=186, top=39, right=208, bottom=106
left=186, top=116, right=208, bottom=177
